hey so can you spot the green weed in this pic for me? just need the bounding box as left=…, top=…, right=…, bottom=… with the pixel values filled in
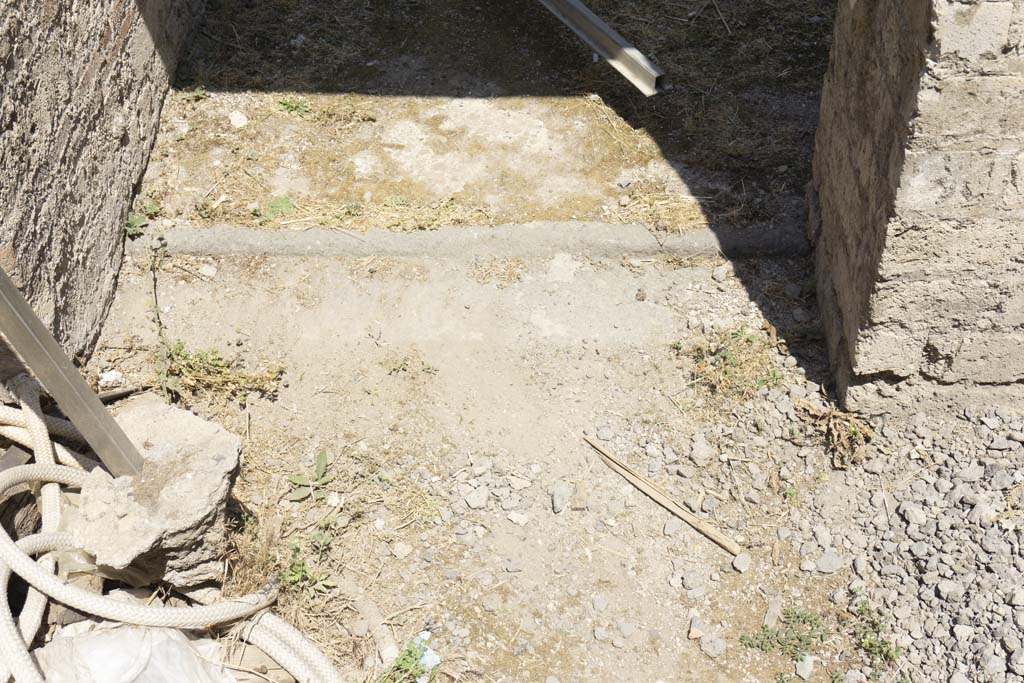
left=281, top=543, right=336, bottom=596
left=259, top=195, right=296, bottom=223
left=182, top=85, right=210, bottom=102
left=286, top=450, right=334, bottom=502
left=740, top=608, right=825, bottom=661
left=380, top=639, right=436, bottom=683
left=125, top=199, right=162, bottom=240
left=126, top=212, right=149, bottom=239
left=851, top=602, right=901, bottom=679
left=278, top=96, right=312, bottom=117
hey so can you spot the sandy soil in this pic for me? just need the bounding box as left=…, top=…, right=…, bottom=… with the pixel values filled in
left=87, top=222, right=869, bottom=683
left=136, top=0, right=829, bottom=235
left=98, top=2, right=879, bottom=681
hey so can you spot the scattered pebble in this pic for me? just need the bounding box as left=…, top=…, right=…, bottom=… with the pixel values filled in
left=816, top=549, right=844, bottom=574
left=549, top=481, right=574, bottom=514
left=97, top=369, right=125, bottom=389
left=390, top=541, right=413, bottom=560
left=700, top=633, right=726, bottom=658
left=464, top=486, right=489, bottom=510
left=664, top=516, right=684, bottom=537
left=506, top=511, right=529, bottom=526
left=795, top=654, right=814, bottom=680
left=732, top=551, right=752, bottom=574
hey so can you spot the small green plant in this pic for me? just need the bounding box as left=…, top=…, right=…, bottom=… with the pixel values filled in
left=380, top=639, right=436, bottom=683
left=278, top=96, right=312, bottom=117
left=740, top=608, right=825, bottom=661
left=182, top=85, right=210, bottom=102
left=126, top=199, right=162, bottom=239
left=139, top=198, right=162, bottom=218
left=307, top=526, right=333, bottom=561
left=281, top=544, right=336, bottom=596
left=851, top=602, right=900, bottom=679
left=125, top=212, right=149, bottom=239
left=286, top=450, right=333, bottom=502
left=259, top=195, right=296, bottom=223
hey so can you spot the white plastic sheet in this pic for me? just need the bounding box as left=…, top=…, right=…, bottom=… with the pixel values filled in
left=34, top=621, right=236, bottom=683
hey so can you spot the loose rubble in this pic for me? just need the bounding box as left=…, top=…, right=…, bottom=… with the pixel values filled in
left=67, top=394, right=240, bottom=588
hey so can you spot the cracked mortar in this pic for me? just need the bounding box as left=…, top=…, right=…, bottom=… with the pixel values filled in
left=65, top=394, right=240, bottom=588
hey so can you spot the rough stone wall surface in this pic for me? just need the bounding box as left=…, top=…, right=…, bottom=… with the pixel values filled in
left=811, top=0, right=1024, bottom=412
left=0, top=0, right=202, bottom=362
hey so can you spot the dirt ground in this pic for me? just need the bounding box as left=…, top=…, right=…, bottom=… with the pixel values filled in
left=94, top=225, right=858, bottom=683
left=137, top=0, right=829, bottom=235
left=96, top=2, right=905, bottom=682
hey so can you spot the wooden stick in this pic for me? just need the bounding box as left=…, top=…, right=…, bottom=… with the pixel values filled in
left=583, top=435, right=742, bottom=556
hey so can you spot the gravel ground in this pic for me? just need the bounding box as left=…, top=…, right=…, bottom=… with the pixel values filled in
left=80, top=222, right=1021, bottom=682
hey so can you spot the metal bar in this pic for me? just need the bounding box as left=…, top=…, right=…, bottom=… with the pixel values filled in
left=0, top=266, right=143, bottom=476
left=537, top=0, right=665, bottom=96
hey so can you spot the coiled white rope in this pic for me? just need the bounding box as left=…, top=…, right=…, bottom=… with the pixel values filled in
left=0, top=379, right=348, bottom=683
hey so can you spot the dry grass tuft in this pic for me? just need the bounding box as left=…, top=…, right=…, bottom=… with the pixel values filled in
left=156, top=339, right=282, bottom=405
left=472, top=257, right=528, bottom=288
left=612, top=179, right=710, bottom=232
left=222, top=512, right=286, bottom=597
left=677, top=326, right=783, bottom=404
left=795, top=399, right=875, bottom=469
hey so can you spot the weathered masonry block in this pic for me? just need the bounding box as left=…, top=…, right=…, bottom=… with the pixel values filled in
left=0, top=1, right=202, bottom=361
left=810, top=0, right=1024, bottom=413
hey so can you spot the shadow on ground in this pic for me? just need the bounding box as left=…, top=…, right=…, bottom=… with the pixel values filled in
left=143, top=0, right=836, bottom=388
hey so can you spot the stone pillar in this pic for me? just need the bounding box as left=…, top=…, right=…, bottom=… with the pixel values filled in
left=0, top=0, right=203, bottom=363
left=810, top=0, right=1024, bottom=412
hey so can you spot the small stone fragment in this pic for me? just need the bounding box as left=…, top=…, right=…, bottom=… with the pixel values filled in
left=464, top=486, right=489, bottom=510
left=937, top=579, right=965, bottom=602
left=551, top=481, right=574, bottom=513
left=688, top=612, right=706, bottom=640
left=763, top=597, right=783, bottom=628
left=508, top=475, right=532, bottom=491
left=732, top=552, right=752, bottom=573
left=689, top=432, right=715, bottom=466
left=507, top=511, right=529, bottom=526
left=390, top=541, right=413, bottom=560
left=98, top=369, right=126, bottom=389
left=700, top=634, right=726, bottom=658
left=795, top=655, right=815, bottom=680
left=664, top=517, right=684, bottom=537
left=816, top=549, right=844, bottom=574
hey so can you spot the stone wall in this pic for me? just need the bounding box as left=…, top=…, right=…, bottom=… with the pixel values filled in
left=810, top=0, right=1024, bottom=412
left=0, top=0, right=202, bottom=363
